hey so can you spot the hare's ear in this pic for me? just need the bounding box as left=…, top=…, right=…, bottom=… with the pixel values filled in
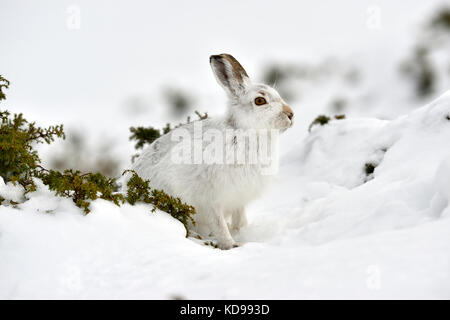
left=210, top=54, right=251, bottom=98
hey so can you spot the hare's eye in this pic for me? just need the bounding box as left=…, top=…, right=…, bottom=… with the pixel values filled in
left=254, top=97, right=267, bottom=106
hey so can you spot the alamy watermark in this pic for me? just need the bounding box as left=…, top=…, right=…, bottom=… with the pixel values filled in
left=366, top=264, right=381, bottom=290
left=366, top=5, right=382, bottom=30
left=169, top=122, right=280, bottom=175
left=66, top=5, right=81, bottom=30
left=60, top=263, right=82, bottom=293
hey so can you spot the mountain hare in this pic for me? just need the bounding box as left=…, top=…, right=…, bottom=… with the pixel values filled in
left=132, top=54, right=294, bottom=249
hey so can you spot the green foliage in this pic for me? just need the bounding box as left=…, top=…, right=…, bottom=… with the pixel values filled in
left=204, top=240, right=219, bottom=248
left=150, top=188, right=195, bottom=233
left=38, top=169, right=124, bottom=213
left=124, top=169, right=153, bottom=205
left=0, top=110, right=65, bottom=189
left=0, top=75, right=10, bottom=102
left=193, top=110, right=208, bottom=121
left=364, top=163, right=376, bottom=176
left=308, top=114, right=346, bottom=132
left=129, top=126, right=162, bottom=150
left=430, top=7, right=450, bottom=30
left=400, top=46, right=435, bottom=97
left=129, top=111, right=208, bottom=157
left=124, top=170, right=196, bottom=235
left=308, top=115, right=330, bottom=132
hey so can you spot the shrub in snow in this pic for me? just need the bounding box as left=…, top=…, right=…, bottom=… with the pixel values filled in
left=129, top=125, right=168, bottom=150
left=37, top=169, right=124, bottom=213
left=308, top=114, right=345, bottom=132
left=129, top=111, right=207, bottom=151
left=0, top=75, right=9, bottom=101
left=0, top=94, right=65, bottom=192
left=364, top=162, right=376, bottom=177
left=124, top=170, right=195, bottom=235
left=0, top=76, right=196, bottom=234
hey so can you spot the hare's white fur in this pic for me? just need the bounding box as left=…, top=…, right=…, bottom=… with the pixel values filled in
left=130, top=54, right=294, bottom=249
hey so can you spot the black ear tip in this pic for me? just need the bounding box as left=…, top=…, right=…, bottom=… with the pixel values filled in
left=210, top=55, right=220, bottom=63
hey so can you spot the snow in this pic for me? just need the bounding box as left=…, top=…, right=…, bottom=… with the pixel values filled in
left=1, top=91, right=450, bottom=299
left=0, top=179, right=25, bottom=204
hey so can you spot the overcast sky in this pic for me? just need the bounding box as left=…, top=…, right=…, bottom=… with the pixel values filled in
left=0, top=0, right=444, bottom=128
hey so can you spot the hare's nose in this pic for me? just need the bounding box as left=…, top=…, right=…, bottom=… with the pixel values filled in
left=282, top=104, right=294, bottom=121
left=286, top=111, right=294, bottom=120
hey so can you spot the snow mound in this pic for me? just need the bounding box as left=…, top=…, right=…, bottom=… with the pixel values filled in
left=1, top=92, right=450, bottom=299
left=266, top=90, right=450, bottom=244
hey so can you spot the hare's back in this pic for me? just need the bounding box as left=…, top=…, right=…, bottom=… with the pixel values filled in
left=131, top=118, right=217, bottom=178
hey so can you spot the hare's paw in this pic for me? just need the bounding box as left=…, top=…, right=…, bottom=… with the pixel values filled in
left=217, top=240, right=240, bottom=250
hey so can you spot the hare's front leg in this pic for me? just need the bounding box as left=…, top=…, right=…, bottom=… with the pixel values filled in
left=231, top=207, right=247, bottom=232
left=209, top=206, right=237, bottom=250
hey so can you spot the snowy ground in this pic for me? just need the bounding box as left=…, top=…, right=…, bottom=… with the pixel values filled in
left=1, top=91, right=449, bottom=299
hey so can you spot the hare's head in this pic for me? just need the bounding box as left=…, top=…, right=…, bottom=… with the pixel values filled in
left=210, top=54, right=294, bottom=131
